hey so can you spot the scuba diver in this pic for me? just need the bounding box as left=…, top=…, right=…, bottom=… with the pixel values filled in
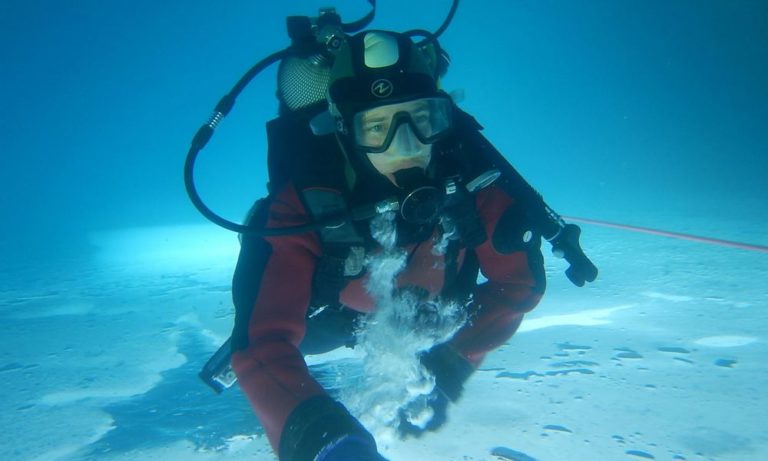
left=185, top=3, right=596, bottom=461
left=233, top=30, right=546, bottom=461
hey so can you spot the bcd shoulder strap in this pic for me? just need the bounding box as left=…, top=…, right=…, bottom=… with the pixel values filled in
left=266, top=108, right=368, bottom=308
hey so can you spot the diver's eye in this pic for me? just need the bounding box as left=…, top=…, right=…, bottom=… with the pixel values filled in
left=366, top=123, right=386, bottom=134
left=412, top=111, right=432, bottom=133
left=361, top=119, right=391, bottom=142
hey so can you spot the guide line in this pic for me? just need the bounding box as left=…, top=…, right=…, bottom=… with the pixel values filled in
left=564, top=216, right=768, bottom=254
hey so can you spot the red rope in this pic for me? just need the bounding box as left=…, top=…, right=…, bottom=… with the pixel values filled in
left=563, top=216, right=768, bottom=254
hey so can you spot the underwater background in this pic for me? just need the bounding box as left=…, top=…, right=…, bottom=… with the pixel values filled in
left=2, top=0, right=766, bottom=263
left=1, top=1, right=766, bottom=460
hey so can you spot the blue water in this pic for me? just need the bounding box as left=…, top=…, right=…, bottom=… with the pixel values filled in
left=2, top=0, right=766, bottom=264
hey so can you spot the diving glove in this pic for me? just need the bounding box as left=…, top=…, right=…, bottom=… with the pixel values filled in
left=315, top=435, right=388, bottom=461
left=279, top=395, right=386, bottom=461
left=398, top=343, right=475, bottom=437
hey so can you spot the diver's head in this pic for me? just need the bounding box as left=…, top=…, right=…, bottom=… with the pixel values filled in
left=326, top=31, right=453, bottom=187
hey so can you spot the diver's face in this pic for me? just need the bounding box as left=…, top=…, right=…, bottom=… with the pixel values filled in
left=361, top=100, right=433, bottom=185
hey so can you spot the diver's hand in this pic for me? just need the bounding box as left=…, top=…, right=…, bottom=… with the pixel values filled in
left=280, top=396, right=386, bottom=461
left=398, top=390, right=450, bottom=438
left=398, top=343, right=475, bottom=438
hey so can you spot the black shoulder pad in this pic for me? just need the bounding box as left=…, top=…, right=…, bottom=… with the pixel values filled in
left=492, top=204, right=541, bottom=254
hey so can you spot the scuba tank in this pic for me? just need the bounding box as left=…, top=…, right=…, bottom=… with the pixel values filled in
left=185, top=0, right=597, bottom=393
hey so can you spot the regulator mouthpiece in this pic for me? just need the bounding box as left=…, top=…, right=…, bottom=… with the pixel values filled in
left=394, top=168, right=444, bottom=224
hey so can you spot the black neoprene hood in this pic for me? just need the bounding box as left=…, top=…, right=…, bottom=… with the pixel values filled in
left=327, top=31, right=439, bottom=119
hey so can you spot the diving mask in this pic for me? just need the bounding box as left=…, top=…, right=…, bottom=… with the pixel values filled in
left=351, top=96, right=452, bottom=153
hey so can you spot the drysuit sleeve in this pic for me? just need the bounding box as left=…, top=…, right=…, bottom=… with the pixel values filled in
left=230, top=184, right=378, bottom=461
left=229, top=184, right=324, bottom=445
left=448, top=185, right=546, bottom=366
left=399, top=186, right=547, bottom=438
